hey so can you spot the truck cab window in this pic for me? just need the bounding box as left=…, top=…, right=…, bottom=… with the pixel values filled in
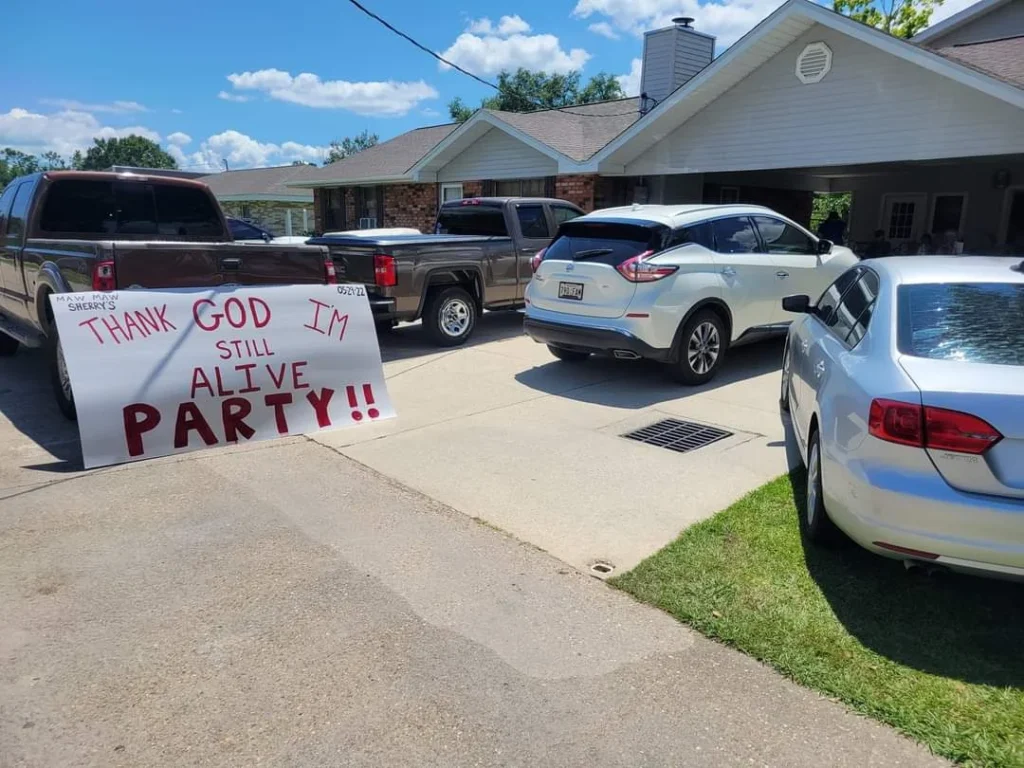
left=435, top=204, right=508, bottom=236
left=516, top=205, right=549, bottom=239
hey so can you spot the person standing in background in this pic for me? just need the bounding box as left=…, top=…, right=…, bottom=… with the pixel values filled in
left=818, top=210, right=846, bottom=245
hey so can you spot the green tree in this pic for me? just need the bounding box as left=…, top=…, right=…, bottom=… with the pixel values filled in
left=79, top=135, right=178, bottom=171
left=0, top=148, right=41, bottom=187
left=448, top=68, right=626, bottom=122
left=326, top=130, right=379, bottom=164
left=833, top=0, right=942, bottom=38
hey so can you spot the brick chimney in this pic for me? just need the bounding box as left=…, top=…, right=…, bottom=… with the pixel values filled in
left=639, top=16, right=715, bottom=112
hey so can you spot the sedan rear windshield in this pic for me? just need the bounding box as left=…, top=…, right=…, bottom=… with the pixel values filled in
left=38, top=179, right=224, bottom=238
left=435, top=203, right=508, bottom=236
left=543, top=220, right=669, bottom=268
left=897, top=282, right=1024, bottom=366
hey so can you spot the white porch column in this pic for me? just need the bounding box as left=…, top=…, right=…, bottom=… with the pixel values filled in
left=285, top=209, right=293, bottom=236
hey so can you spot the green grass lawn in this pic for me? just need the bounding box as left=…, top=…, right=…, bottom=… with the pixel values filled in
left=612, top=473, right=1024, bottom=767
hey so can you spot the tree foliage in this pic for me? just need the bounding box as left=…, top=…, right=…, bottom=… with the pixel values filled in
left=79, top=135, right=177, bottom=171
left=448, top=68, right=626, bottom=122
left=833, top=0, right=942, bottom=38
left=326, top=130, right=379, bottom=163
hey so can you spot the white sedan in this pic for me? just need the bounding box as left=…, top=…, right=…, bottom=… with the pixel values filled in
left=524, top=204, right=857, bottom=383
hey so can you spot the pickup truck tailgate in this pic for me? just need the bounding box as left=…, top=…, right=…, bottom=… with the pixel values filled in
left=113, top=242, right=329, bottom=288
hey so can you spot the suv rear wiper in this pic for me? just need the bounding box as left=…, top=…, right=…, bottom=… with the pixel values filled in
left=573, top=248, right=614, bottom=260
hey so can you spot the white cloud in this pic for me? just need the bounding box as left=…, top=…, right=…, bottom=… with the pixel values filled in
left=617, top=58, right=643, bottom=96
left=440, top=17, right=591, bottom=75
left=167, top=131, right=192, bottom=146
left=0, top=107, right=160, bottom=157
left=224, top=69, right=437, bottom=116
left=169, top=130, right=328, bottom=171
left=925, top=0, right=976, bottom=26
left=40, top=98, right=148, bottom=114
left=588, top=21, right=620, bottom=38
left=572, top=0, right=786, bottom=48
left=218, top=90, right=253, bottom=103
left=421, top=107, right=441, bottom=117
left=171, top=108, right=183, bottom=114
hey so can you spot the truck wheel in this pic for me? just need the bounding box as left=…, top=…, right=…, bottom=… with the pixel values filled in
left=667, top=309, right=727, bottom=386
left=48, top=327, right=77, bottom=421
left=423, top=286, right=476, bottom=347
left=0, top=333, right=18, bottom=357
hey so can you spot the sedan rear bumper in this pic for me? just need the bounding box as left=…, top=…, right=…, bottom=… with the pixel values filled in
left=523, top=317, right=673, bottom=363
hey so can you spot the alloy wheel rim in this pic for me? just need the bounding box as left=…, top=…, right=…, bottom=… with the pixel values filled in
left=781, top=345, right=790, bottom=402
left=807, top=442, right=820, bottom=526
left=687, top=322, right=720, bottom=375
left=441, top=298, right=471, bottom=337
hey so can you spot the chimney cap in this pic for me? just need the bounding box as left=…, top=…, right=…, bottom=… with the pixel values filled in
left=673, top=16, right=695, bottom=27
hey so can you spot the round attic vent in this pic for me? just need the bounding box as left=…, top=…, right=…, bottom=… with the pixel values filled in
left=796, top=42, right=832, bottom=84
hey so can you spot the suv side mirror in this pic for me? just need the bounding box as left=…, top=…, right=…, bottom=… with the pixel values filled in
left=782, top=294, right=811, bottom=314
left=817, top=238, right=833, bottom=255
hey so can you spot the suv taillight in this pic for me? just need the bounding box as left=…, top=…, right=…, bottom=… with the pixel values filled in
left=324, top=256, right=337, bottom=284
left=531, top=247, right=547, bottom=272
left=373, top=254, right=396, bottom=287
left=615, top=251, right=676, bottom=283
left=868, top=399, right=1002, bottom=454
left=92, top=259, right=116, bottom=291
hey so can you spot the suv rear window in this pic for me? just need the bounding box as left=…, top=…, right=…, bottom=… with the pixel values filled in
left=38, top=179, right=223, bottom=238
left=543, top=220, right=668, bottom=268
left=897, top=282, right=1024, bottom=366
left=436, top=203, right=508, bottom=236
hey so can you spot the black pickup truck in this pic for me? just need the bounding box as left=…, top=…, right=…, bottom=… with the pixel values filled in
left=310, top=197, right=583, bottom=346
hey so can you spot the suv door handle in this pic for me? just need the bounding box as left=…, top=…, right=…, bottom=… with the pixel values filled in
left=815, top=360, right=826, bottom=377
left=776, top=270, right=789, bottom=279
left=721, top=266, right=737, bottom=277
left=220, top=257, right=242, bottom=270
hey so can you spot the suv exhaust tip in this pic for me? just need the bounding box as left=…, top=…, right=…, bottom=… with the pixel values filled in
left=613, top=350, right=641, bottom=360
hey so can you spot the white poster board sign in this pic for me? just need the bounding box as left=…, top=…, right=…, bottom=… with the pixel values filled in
left=50, top=285, right=394, bottom=468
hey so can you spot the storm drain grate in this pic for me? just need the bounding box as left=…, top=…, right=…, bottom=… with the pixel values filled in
left=621, top=418, right=732, bottom=454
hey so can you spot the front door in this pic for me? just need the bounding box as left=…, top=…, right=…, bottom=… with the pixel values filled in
left=512, top=202, right=552, bottom=300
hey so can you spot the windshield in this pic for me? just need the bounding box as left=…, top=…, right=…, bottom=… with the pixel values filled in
left=435, top=204, right=508, bottom=236
left=897, top=282, right=1024, bottom=366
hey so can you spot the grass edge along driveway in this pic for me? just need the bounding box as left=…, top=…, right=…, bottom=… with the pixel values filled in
left=612, top=473, right=1024, bottom=767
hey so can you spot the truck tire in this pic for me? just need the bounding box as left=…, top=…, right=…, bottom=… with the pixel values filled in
left=423, top=286, right=476, bottom=347
left=0, top=333, right=18, bottom=357
left=667, top=309, right=727, bottom=386
left=48, top=326, right=77, bottom=421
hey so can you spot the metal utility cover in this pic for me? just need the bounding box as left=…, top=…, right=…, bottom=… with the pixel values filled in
left=621, top=418, right=732, bottom=454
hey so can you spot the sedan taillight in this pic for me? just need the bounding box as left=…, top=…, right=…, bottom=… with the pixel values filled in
left=868, top=399, right=1002, bottom=454
left=615, top=251, right=676, bottom=283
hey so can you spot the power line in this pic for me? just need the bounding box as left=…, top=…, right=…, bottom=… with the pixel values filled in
left=344, top=0, right=640, bottom=119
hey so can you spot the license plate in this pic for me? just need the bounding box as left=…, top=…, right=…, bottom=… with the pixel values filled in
left=558, top=281, right=584, bottom=300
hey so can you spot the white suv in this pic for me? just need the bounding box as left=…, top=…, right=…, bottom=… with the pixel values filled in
left=523, top=204, right=858, bottom=384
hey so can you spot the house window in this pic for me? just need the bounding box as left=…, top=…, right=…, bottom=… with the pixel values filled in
left=441, top=183, right=464, bottom=203
left=324, top=188, right=345, bottom=230
left=930, top=194, right=966, bottom=235
left=888, top=201, right=916, bottom=240
left=355, top=185, right=382, bottom=229
left=495, top=178, right=546, bottom=197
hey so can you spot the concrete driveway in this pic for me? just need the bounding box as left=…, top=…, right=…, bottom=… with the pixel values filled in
left=317, top=313, right=796, bottom=575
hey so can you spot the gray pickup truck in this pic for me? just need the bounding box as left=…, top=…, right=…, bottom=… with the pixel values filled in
left=310, top=197, right=583, bottom=346
left=0, top=171, right=334, bottom=419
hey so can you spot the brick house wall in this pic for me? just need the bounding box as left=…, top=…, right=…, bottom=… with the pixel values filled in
left=384, top=184, right=438, bottom=232
left=221, top=200, right=313, bottom=236
left=555, top=174, right=598, bottom=212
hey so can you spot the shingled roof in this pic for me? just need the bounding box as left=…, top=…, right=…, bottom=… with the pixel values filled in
left=199, top=164, right=316, bottom=202
left=935, top=35, right=1024, bottom=89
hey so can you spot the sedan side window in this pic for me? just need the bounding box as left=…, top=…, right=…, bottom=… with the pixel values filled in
left=814, top=268, right=861, bottom=327
left=751, top=215, right=816, bottom=255
left=838, top=271, right=880, bottom=346
left=711, top=217, right=759, bottom=254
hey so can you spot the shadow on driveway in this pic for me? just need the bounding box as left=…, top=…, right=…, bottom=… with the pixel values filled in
left=785, top=467, right=1024, bottom=689
left=514, top=338, right=784, bottom=410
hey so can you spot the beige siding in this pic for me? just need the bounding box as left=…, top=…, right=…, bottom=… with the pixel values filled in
left=641, top=27, right=715, bottom=104
left=625, top=23, right=1024, bottom=176
left=925, top=0, right=1024, bottom=46
left=437, top=128, right=556, bottom=182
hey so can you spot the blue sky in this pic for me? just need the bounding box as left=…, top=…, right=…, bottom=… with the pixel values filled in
left=3, top=0, right=968, bottom=170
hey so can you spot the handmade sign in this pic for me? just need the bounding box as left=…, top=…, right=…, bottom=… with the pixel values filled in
left=50, top=285, right=394, bottom=468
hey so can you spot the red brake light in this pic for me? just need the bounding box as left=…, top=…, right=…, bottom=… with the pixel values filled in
left=868, top=399, right=1001, bottom=454
left=92, top=259, right=116, bottom=291
left=615, top=250, right=677, bottom=282
left=531, top=247, right=547, bottom=272
left=323, top=256, right=337, bottom=284
left=460, top=198, right=481, bottom=206
left=373, top=254, right=396, bottom=287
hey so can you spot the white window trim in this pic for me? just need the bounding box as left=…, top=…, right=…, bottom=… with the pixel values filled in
left=879, top=193, right=927, bottom=243
left=441, top=182, right=464, bottom=203
left=928, top=192, right=968, bottom=237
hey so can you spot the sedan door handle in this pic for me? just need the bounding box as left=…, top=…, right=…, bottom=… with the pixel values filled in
left=721, top=266, right=737, bottom=277
left=800, top=340, right=810, bottom=353
left=776, top=270, right=790, bottom=279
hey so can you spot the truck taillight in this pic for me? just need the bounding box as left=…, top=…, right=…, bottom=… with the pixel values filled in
left=531, top=247, right=547, bottom=272
left=92, top=259, right=116, bottom=291
left=374, top=254, right=396, bottom=287
left=868, top=399, right=1002, bottom=454
left=324, top=256, right=337, bottom=284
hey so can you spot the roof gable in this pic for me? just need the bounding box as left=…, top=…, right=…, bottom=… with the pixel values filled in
left=912, top=0, right=1015, bottom=44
